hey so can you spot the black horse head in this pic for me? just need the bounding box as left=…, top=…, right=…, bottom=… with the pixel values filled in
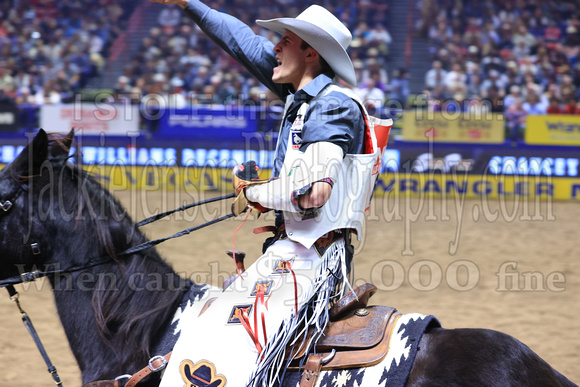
left=0, top=129, right=194, bottom=383
left=0, top=128, right=75, bottom=279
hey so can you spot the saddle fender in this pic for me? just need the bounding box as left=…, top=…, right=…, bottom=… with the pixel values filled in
left=288, top=283, right=401, bottom=386
left=289, top=305, right=400, bottom=371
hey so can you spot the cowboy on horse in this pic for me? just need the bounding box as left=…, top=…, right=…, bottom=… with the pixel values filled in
left=149, top=0, right=390, bottom=385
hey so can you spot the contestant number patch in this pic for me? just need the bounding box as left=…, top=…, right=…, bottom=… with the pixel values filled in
left=227, top=304, right=253, bottom=324
left=272, top=257, right=296, bottom=274
left=250, top=280, right=273, bottom=296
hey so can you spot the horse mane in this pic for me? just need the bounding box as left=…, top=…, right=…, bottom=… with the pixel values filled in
left=45, top=138, right=191, bottom=367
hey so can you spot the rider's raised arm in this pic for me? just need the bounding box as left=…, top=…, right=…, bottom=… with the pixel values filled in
left=152, top=0, right=288, bottom=100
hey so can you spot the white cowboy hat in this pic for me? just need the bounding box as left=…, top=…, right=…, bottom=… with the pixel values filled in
left=256, top=5, right=357, bottom=87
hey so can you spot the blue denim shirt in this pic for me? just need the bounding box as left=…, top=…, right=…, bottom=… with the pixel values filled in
left=184, top=0, right=364, bottom=177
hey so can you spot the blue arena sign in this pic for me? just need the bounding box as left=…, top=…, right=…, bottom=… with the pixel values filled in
left=488, top=156, right=579, bottom=177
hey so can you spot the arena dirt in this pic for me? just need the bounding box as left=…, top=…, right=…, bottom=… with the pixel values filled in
left=1, top=190, right=578, bottom=385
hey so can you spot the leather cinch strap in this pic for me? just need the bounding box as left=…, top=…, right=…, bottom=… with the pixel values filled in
left=300, top=354, right=324, bottom=387
left=84, top=352, right=171, bottom=387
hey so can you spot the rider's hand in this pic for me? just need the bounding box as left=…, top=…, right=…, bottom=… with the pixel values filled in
left=149, top=0, right=189, bottom=8
left=231, top=161, right=269, bottom=215
left=232, top=161, right=260, bottom=195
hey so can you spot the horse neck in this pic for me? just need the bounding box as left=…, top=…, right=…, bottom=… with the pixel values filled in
left=43, top=185, right=190, bottom=382
left=50, top=243, right=189, bottom=382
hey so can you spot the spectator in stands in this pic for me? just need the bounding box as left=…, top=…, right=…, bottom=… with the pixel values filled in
left=425, top=90, right=443, bottom=112
left=563, top=97, right=580, bottom=114
left=0, top=0, right=134, bottom=105
left=360, top=48, right=388, bottom=89
left=88, top=29, right=104, bottom=54
left=15, top=86, right=36, bottom=105
left=513, top=40, right=530, bottom=61
left=116, top=75, right=133, bottom=94
left=158, top=6, right=182, bottom=27
left=425, top=60, right=447, bottom=90
left=389, top=68, right=409, bottom=107
left=560, top=74, right=577, bottom=100
left=512, top=25, right=536, bottom=56
left=467, top=95, right=490, bottom=115
left=522, top=93, right=547, bottom=115
left=431, top=83, right=448, bottom=101
left=544, top=83, right=562, bottom=101
left=498, top=23, right=515, bottom=50
left=168, top=78, right=187, bottom=108
left=0, top=67, right=14, bottom=92
left=504, top=98, right=527, bottom=140
left=504, top=85, right=522, bottom=110
left=356, top=77, right=385, bottom=112
left=544, top=20, right=561, bottom=50
left=481, top=69, right=507, bottom=96
left=0, top=86, right=16, bottom=106
left=435, top=47, right=452, bottom=70
left=546, top=97, right=563, bottom=114
left=480, top=20, right=501, bottom=49
left=415, top=0, right=580, bottom=141
left=367, top=24, right=392, bottom=56
left=483, top=86, right=504, bottom=113
left=444, top=62, right=467, bottom=92
left=466, top=73, right=484, bottom=98
left=35, top=80, right=62, bottom=105
left=518, top=56, right=539, bottom=78
left=429, top=18, right=453, bottom=48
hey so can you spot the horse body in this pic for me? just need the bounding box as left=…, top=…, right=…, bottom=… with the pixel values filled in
left=0, top=130, right=575, bottom=387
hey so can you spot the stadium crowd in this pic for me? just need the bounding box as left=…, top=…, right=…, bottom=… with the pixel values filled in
left=0, top=0, right=134, bottom=105
left=3, top=0, right=580, bottom=141
left=418, top=0, right=580, bottom=139
left=112, top=0, right=393, bottom=109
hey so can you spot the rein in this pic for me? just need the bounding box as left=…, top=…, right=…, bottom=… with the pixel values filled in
left=136, top=193, right=235, bottom=227
left=6, top=285, right=63, bottom=385
left=0, top=192, right=236, bottom=289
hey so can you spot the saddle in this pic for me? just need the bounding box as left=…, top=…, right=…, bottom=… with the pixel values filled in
left=85, top=283, right=399, bottom=387
left=288, top=283, right=401, bottom=387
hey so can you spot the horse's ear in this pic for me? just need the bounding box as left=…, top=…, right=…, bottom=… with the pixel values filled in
left=64, top=128, right=74, bottom=150
left=49, top=128, right=75, bottom=160
left=12, top=129, right=49, bottom=177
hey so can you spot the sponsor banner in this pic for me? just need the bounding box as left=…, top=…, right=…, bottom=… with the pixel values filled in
left=3, top=141, right=579, bottom=179
left=2, top=161, right=579, bottom=200
left=82, top=165, right=580, bottom=201
left=0, top=105, right=19, bottom=132
left=40, top=104, right=140, bottom=136
left=157, top=106, right=260, bottom=138
left=401, top=149, right=579, bottom=178
left=373, top=173, right=580, bottom=201
left=525, top=114, right=580, bottom=146
left=402, top=111, right=504, bottom=143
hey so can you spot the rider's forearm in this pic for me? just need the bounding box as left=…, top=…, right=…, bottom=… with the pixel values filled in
left=245, top=142, right=343, bottom=212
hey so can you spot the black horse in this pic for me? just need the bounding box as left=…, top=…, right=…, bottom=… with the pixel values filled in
left=0, top=130, right=576, bottom=386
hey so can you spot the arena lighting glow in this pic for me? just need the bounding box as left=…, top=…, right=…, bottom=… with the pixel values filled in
left=0, top=146, right=25, bottom=164
left=488, top=156, right=579, bottom=177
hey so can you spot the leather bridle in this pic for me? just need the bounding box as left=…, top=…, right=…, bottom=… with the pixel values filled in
left=0, top=185, right=236, bottom=386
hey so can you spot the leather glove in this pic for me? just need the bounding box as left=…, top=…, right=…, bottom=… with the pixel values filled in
left=231, top=161, right=270, bottom=216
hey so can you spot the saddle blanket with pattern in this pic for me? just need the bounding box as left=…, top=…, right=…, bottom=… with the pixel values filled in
left=281, top=312, right=441, bottom=387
